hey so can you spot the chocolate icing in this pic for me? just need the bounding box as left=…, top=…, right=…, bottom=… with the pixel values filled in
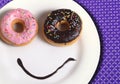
left=17, top=58, right=75, bottom=80
left=44, top=9, right=82, bottom=43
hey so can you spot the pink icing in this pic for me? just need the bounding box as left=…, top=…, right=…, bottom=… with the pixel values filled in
left=0, top=8, right=38, bottom=45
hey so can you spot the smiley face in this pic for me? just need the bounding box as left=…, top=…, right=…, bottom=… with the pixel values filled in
left=0, top=0, right=83, bottom=83
left=0, top=8, right=79, bottom=80
left=0, top=6, right=82, bottom=81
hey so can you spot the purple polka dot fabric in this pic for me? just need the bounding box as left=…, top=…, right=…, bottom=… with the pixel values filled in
left=0, top=0, right=10, bottom=8
left=0, top=0, right=120, bottom=84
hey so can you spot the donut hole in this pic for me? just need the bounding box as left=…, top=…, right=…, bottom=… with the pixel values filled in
left=56, top=21, right=69, bottom=31
left=13, top=23, right=24, bottom=33
left=12, top=19, right=24, bottom=33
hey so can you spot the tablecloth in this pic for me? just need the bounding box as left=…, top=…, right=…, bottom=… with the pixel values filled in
left=0, top=0, right=120, bottom=84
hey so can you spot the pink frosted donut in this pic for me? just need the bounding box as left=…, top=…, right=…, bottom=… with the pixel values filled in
left=0, top=8, right=38, bottom=46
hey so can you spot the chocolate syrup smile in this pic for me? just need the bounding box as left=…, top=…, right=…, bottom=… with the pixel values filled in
left=17, top=58, right=76, bottom=80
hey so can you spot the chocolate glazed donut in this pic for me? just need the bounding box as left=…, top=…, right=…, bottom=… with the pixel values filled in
left=43, top=9, right=82, bottom=46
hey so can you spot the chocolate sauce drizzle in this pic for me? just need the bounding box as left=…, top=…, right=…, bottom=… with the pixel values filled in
left=17, top=58, right=75, bottom=80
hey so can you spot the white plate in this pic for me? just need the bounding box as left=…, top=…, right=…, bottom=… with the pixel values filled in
left=0, top=0, right=100, bottom=84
